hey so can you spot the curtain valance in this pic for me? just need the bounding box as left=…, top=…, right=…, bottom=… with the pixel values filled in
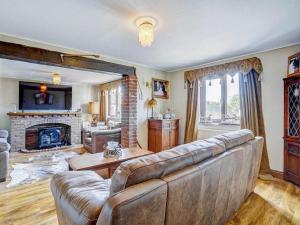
left=99, top=79, right=122, bottom=91
left=184, top=57, right=263, bottom=83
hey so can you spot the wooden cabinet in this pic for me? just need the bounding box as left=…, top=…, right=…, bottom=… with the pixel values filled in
left=148, top=119, right=179, bottom=153
left=284, top=76, right=300, bottom=186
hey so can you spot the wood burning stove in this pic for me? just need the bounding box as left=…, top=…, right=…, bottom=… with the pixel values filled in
left=38, top=127, right=62, bottom=148
left=25, top=123, right=71, bottom=150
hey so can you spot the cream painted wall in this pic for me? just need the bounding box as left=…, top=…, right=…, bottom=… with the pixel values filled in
left=0, top=77, right=98, bottom=131
left=136, top=67, right=169, bottom=149
left=167, top=44, right=300, bottom=172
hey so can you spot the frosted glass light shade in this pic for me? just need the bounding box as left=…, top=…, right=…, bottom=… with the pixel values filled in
left=136, top=17, right=157, bottom=47
left=139, top=23, right=154, bottom=47
left=52, top=73, right=61, bottom=85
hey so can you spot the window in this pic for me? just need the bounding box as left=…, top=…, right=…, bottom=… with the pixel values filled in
left=200, top=73, right=240, bottom=126
left=107, top=86, right=121, bottom=121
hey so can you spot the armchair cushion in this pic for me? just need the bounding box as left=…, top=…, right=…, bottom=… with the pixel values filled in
left=84, top=137, right=92, bottom=145
left=51, top=171, right=110, bottom=224
left=86, top=131, right=92, bottom=138
left=0, top=138, right=10, bottom=152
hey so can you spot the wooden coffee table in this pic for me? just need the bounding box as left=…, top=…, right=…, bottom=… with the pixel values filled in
left=69, top=148, right=153, bottom=177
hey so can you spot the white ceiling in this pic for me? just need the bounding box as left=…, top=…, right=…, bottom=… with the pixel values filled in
left=0, top=0, right=299, bottom=71
left=0, top=58, right=122, bottom=84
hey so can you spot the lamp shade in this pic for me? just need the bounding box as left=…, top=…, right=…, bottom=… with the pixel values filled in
left=148, top=98, right=157, bottom=108
left=88, top=102, right=100, bottom=114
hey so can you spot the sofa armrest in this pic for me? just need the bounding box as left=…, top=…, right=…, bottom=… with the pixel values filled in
left=0, top=138, right=10, bottom=152
left=0, top=151, right=9, bottom=181
left=97, top=179, right=167, bottom=225
left=51, top=171, right=110, bottom=225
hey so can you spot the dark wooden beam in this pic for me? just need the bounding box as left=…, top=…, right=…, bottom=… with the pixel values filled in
left=0, top=41, right=136, bottom=76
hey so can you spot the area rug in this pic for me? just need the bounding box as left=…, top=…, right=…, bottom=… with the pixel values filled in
left=7, top=151, right=78, bottom=188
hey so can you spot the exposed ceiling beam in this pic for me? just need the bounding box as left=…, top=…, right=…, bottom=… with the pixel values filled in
left=0, top=41, right=136, bottom=76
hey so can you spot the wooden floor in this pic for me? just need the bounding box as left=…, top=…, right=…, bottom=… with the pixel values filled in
left=0, top=151, right=299, bottom=225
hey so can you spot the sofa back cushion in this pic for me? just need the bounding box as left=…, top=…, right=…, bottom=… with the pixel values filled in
left=110, top=129, right=255, bottom=195
left=110, top=138, right=225, bottom=195
left=213, top=129, right=254, bottom=149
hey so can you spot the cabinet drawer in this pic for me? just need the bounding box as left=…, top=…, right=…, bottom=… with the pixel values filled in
left=148, top=120, right=162, bottom=129
left=163, top=121, right=171, bottom=129
left=163, top=120, right=178, bottom=129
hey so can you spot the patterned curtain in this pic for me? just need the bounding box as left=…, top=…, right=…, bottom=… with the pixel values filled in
left=239, top=69, right=270, bottom=174
left=184, top=57, right=263, bottom=83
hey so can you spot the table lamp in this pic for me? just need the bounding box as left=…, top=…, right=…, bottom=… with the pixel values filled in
left=88, top=102, right=100, bottom=127
left=148, top=98, right=157, bottom=119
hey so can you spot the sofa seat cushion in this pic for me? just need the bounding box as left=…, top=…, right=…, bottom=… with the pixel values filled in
left=0, top=138, right=10, bottom=152
left=51, top=171, right=110, bottom=223
left=0, top=130, right=8, bottom=139
left=214, top=129, right=254, bottom=150
left=110, top=138, right=225, bottom=195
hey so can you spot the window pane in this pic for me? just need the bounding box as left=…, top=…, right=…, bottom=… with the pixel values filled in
left=117, top=86, right=121, bottom=117
left=109, top=89, right=117, bottom=116
left=205, top=78, right=221, bottom=122
left=226, top=73, right=240, bottom=124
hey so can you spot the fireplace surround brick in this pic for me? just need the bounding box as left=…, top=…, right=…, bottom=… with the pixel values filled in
left=9, top=113, right=81, bottom=151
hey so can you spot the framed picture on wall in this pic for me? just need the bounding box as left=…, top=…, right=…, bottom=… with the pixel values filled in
left=152, top=78, right=169, bottom=99
left=288, top=53, right=300, bottom=76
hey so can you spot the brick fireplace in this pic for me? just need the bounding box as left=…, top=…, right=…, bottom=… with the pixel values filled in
left=8, top=112, right=81, bottom=151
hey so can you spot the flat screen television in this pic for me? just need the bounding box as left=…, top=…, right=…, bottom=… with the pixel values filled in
left=19, top=81, right=72, bottom=110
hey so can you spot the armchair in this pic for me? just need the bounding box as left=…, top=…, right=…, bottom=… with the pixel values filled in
left=0, top=129, right=10, bottom=182
left=83, top=128, right=121, bottom=154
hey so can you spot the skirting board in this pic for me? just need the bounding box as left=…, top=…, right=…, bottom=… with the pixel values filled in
left=270, top=170, right=284, bottom=180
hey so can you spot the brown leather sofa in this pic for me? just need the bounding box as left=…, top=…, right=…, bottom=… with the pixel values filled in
left=51, top=129, right=263, bottom=225
left=83, top=128, right=121, bottom=153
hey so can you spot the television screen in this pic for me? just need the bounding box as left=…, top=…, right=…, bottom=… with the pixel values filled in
left=19, top=82, right=72, bottom=110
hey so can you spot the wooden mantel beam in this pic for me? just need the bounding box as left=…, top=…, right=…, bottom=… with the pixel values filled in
left=0, top=41, right=136, bottom=76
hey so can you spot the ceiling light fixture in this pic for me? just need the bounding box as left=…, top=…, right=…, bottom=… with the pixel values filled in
left=52, top=73, right=61, bottom=85
left=135, top=17, right=157, bottom=47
